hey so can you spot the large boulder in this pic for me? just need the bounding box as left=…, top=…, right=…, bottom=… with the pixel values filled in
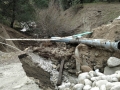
left=104, top=66, right=120, bottom=75
left=107, top=57, right=120, bottom=67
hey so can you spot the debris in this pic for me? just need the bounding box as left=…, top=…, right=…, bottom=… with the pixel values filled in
left=18, top=53, right=55, bottom=89
left=57, top=59, right=65, bottom=86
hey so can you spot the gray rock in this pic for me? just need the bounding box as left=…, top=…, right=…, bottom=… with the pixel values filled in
left=104, top=66, right=120, bottom=75
left=84, top=79, right=92, bottom=86
left=100, top=85, right=106, bottom=90
left=90, top=87, right=99, bottom=90
left=106, top=82, right=120, bottom=90
left=78, top=72, right=89, bottom=84
left=111, top=85, right=120, bottom=90
left=73, top=84, right=84, bottom=90
left=83, top=85, right=91, bottom=90
left=95, top=80, right=108, bottom=88
left=107, top=57, right=120, bottom=67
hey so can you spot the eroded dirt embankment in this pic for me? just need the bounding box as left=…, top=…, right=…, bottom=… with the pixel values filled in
left=37, top=2, right=120, bottom=37
left=32, top=18, right=120, bottom=73
left=1, top=18, right=120, bottom=89
left=1, top=3, right=120, bottom=90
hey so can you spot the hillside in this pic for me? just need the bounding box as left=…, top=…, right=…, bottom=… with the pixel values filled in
left=37, top=2, right=120, bottom=37
left=0, top=2, right=120, bottom=90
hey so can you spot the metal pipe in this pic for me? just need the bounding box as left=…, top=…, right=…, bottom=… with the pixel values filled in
left=77, top=38, right=120, bottom=51
left=5, top=31, right=120, bottom=51
left=6, top=38, right=56, bottom=41
left=6, top=32, right=92, bottom=42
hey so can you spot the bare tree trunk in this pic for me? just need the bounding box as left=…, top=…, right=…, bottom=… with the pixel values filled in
left=80, top=0, right=83, bottom=4
left=10, top=0, right=16, bottom=28
left=107, top=0, right=111, bottom=3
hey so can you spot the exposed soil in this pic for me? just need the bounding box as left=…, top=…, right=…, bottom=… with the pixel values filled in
left=0, top=3, right=120, bottom=90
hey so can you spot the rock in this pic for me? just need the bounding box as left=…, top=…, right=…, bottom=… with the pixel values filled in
left=78, top=72, right=90, bottom=84
left=90, top=87, right=99, bottom=90
left=89, top=71, right=96, bottom=77
left=81, top=65, right=93, bottom=72
left=100, top=74, right=118, bottom=82
left=100, top=85, right=106, bottom=90
left=58, top=84, right=66, bottom=90
left=92, top=81, right=96, bottom=87
left=106, top=82, right=120, bottom=90
left=73, top=84, right=84, bottom=90
left=107, top=57, right=120, bottom=67
left=63, top=88, right=70, bottom=90
left=58, top=82, right=71, bottom=90
left=111, top=77, right=118, bottom=82
left=83, top=85, right=91, bottom=90
left=63, top=82, right=71, bottom=88
left=106, top=82, right=114, bottom=90
left=95, top=69, right=104, bottom=76
left=95, top=80, right=108, bottom=88
left=84, top=79, right=92, bottom=86
left=110, top=85, right=120, bottom=90
left=91, top=77, right=100, bottom=81
left=91, top=74, right=118, bottom=82
left=104, top=66, right=120, bottom=75
left=115, top=71, right=120, bottom=81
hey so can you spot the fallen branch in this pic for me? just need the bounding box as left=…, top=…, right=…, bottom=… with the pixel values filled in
left=57, top=59, right=65, bottom=86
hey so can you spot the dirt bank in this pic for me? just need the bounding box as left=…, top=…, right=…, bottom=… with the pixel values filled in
left=37, top=2, right=120, bottom=37
left=1, top=3, right=120, bottom=90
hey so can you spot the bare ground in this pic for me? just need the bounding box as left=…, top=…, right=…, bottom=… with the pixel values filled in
left=0, top=3, right=120, bottom=90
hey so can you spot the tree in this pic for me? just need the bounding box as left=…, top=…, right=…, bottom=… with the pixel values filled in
left=90, top=0, right=95, bottom=2
left=0, top=0, right=35, bottom=28
left=107, top=0, right=111, bottom=3
left=33, top=0, right=49, bottom=9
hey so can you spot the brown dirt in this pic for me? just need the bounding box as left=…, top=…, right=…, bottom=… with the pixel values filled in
left=37, top=2, right=120, bottom=37
left=1, top=2, right=120, bottom=90
left=34, top=18, right=120, bottom=74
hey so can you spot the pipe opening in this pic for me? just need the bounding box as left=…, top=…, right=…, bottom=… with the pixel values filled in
left=117, top=41, right=120, bottom=49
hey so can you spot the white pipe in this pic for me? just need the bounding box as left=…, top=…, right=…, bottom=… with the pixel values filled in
left=6, top=38, right=56, bottom=41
